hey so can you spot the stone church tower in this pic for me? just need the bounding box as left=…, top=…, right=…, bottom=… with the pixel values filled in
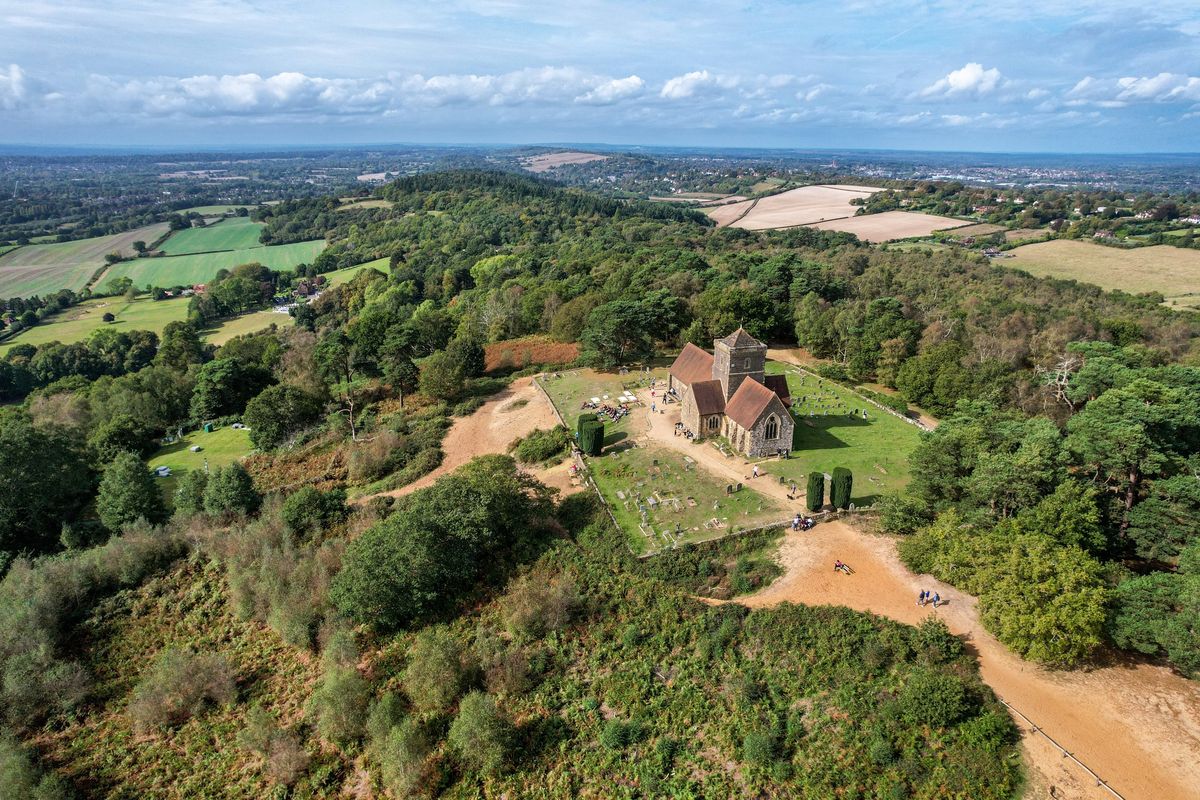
left=713, top=328, right=767, bottom=401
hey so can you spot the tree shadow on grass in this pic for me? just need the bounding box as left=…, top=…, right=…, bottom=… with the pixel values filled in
left=604, top=430, right=628, bottom=447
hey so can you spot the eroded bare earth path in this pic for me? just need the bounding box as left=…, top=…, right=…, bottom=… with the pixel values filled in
left=741, top=521, right=1200, bottom=800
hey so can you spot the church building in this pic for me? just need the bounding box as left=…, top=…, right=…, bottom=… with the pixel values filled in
left=668, top=328, right=794, bottom=458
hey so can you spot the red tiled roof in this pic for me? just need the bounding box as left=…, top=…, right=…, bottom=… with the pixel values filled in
left=690, top=379, right=726, bottom=416
left=717, top=327, right=764, bottom=350
left=669, top=343, right=714, bottom=386
left=763, top=374, right=791, bottom=403
left=725, top=378, right=786, bottom=429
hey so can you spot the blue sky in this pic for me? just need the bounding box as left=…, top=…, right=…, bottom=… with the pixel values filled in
left=1, top=0, right=1198, bottom=151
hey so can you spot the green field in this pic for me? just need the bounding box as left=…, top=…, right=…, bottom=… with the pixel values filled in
left=0, top=297, right=295, bottom=353
left=0, top=222, right=171, bottom=298
left=101, top=240, right=326, bottom=289
left=324, top=258, right=388, bottom=286
left=204, top=310, right=293, bottom=345
left=0, top=296, right=190, bottom=354
left=148, top=427, right=253, bottom=504
left=539, top=366, right=669, bottom=445
left=159, top=217, right=266, bottom=255
left=175, top=204, right=256, bottom=215
left=758, top=363, right=921, bottom=506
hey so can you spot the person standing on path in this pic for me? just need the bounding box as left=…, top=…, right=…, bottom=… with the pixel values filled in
left=752, top=465, right=760, bottom=479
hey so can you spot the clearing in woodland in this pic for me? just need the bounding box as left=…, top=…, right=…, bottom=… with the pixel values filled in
left=706, top=184, right=883, bottom=230
left=810, top=210, right=970, bottom=242
left=1006, top=239, right=1200, bottom=307
left=0, top=222, right=171, bottom=298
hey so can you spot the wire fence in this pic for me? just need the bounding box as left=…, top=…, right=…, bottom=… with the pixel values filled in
left=996, top=697, right=1126, bottom=800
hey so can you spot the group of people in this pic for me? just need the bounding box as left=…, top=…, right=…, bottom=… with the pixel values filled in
left=917, top=589, right=942, bottom=608
left=791, top=514, right=815, bottom=531
left=673, top=422, right=696, bottom=439
left=579, top=400, right=629, bottom=423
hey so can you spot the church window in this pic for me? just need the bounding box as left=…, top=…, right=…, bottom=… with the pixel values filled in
left=744, top=358, right=751, bottom=369
left=765, top=415, right=778, bottom=440
left=707, top=416, right=720, bottom=431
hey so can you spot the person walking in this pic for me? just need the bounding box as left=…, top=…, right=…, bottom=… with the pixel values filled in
left=752, top=465, right=760, bottom=479
left=932, top=592, right=941, bottom=608
left=917, top=590, right=926, bottom=607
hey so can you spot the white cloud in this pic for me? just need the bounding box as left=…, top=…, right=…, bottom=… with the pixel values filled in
left=576, top=74, right=644, bottom=105
left=0, top=64, right=29, bottom=110
left=659, top=70, right=739, bottom=99
left=919, top=62, right=1003, bottom=99
left=798, top=83, right=832, bottom=102
left=1067, top=73, right=1200, bottom=105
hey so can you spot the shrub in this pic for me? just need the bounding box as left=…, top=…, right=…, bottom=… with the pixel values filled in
left=203, top=463, right=261, bottom=516
left=127, top=647, right=236, bottom=732
left=307, top=667, right=369, bottom=747
left=910, top=617, right=964, bottom=664
left=499, top=572, right=578, bottom=641
left=806, top=472, right=824, bottom=512
left=830, top=467, right=853, bottom=510
left=0, top=730, right=74, bottom=799
left=378, top=717, right=431, bottom=797
left=402, top=627, right=469, bottom=713
left=447, top=692, right=513, bottom=774
left=237, top=705, right=309, bottom=786
left=173, top=470, right=208, bottom=517
left=579, top=420, right=604, bottom=456
left=898, top=669, right=976, bottom=727
left=600, top=718, right=645, bottom=750
left=244, top=384, right=323, bottom=450
left=576, top=412, right=598, bottom=436
left=878, top=494, right=931, bottom=536
left=510, top=426, right=572, bottom=465
left=95, top=452, right=166, bottom=533
left=280, top=486, right=347, bottom=539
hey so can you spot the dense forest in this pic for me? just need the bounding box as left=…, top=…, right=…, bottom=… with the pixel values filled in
left=2, top=169, right=1199, bottom=796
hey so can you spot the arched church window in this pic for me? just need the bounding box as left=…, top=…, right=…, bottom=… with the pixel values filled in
left=765, top=415, right=778, bottom=440
left=707, top=416, right=720, bottom=431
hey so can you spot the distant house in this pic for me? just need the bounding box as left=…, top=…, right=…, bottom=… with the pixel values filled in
left=1093, top=230, right=1115, bottom=240
left=668, top=329, right=793, bottom=458
left=1134, top=211, right=1154, bottom=220
left=1182, top=215, right=1200, bottom=225
left=193, top=283, right=207, bottom=294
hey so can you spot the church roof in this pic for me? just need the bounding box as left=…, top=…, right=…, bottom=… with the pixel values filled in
left=690, top=379, right=726, bottom=416
left=669, top=342, right=715, bottom=386
left=717, top=327, right=765, bottom=350
left=763, top=374, right=791, bottom=403
left=725, top=377, right=785, bottom=429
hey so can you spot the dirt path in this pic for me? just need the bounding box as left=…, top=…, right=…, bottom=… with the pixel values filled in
left=741, top=521, right=1200, bottom=800
left=366, top=377, right=580, bottom=501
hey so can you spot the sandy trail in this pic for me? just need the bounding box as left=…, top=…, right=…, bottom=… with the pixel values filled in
left=368, top=376, right=580, bottom=501
left=741, top=521, right=1200, bottom=800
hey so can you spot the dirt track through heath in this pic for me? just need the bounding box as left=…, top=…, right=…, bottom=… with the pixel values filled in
left=373, top=377, right=578, bottom=500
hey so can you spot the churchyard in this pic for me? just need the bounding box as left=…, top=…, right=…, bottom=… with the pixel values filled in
left=539, top=361, right=922, bottom=553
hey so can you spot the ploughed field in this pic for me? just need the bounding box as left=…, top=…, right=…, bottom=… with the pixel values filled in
left=810, top=210, right=970, bottom=242
left=706, top=184, right=884, bottom=229
left=0, top=222, right=171, bottom=298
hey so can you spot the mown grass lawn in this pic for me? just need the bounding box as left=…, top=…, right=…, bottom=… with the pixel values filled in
left=761, top=362, right=921, bottom=507
left=538, top=367, right=668, bottom=446
left=147, top=427, right=253, bottom=504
